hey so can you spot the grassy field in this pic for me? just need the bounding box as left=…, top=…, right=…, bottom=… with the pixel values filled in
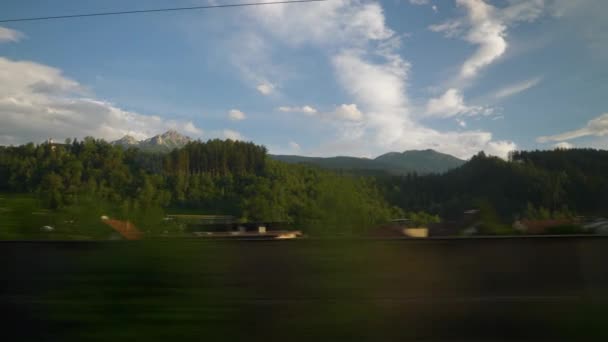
left=0, top=194, right=118, bottom=240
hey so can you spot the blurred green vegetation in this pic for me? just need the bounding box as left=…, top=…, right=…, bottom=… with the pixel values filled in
left=380, top=149, right=608, bottom=221
left=4, top=139, right=608, bottom=239
left=0, top=193, right=172, bottom=239
left=0, top=139, right=393, bottom=239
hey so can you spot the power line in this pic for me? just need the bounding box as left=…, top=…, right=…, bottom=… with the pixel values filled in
left=0, top=0, right=329, bottom=23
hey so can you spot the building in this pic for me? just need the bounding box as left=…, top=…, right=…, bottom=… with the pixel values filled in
left=369, top=219, right=429, bottom=238
left=167, top=215, right=302, bottom=239
left=512, top=219, right=574, bottom=234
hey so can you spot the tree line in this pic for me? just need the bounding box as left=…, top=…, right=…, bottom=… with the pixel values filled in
left=2, top=138, right=607, bottom=236
left=0, top=138, right=395, bottom=235
left=379, top=149, right=608, bottom=222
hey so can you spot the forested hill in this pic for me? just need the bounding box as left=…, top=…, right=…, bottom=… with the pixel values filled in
left=270, top=149, right=465, bottom=175
left=0, top=138, right=396, bottom=236
left=381, top=149, right=608, bottom=223
left=1, top=136, right=608, bottom=237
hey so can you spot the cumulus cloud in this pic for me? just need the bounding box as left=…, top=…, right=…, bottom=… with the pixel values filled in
left=0, top=57, right=202, bottom=145
left=247, top=0, right=394, bottom=46
left=333, top=104, right=363, bottom=121
left=228, top=109, right=246, bottom=121
left=278, top=105, right=318, bottom=115
left=426, top=88, right=489, bottom=117
left=537, top=113, right=608, bottom=143
left=430, top=0, right=544, bottom=79
left=427, top=88, right=471, bottom=117
left=232, top=0, right=516, bottom=159
left=456, top=118, right=467, bottom=127
left=0, top=26, right=24, bottom=43
left=332, top=49, right=411, bottom=146
left=493, top=77, right=542, bottom=99
left=554, top=142, right=573, bottom=149
left=223, top=129, right=245, bottom=141
left=330, top=49, right=512, bottom=158
left=228, top=0, right=396, bottom=91
left=485, top=140, right=517, bottom=158
left=256, top=83, right=274, bottom=95
left=280, top=103, right=362, bottom=122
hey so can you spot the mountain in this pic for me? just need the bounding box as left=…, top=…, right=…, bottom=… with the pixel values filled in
left=111, top=131, right=464, bottom=173
left=111, top=135, right=139, bottom=147
left=373, top=149, right=465, bottom=174
left=270, top=155, right=379, bottom=169
left=111, top=130, right=191, bottom=152
left=139, top=130, right=191, bottom=151
left=270, top=149, right=465, bottom=175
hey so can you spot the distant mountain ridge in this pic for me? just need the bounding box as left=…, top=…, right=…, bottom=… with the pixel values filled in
left=111, top=130, right=191, bottom=152
left=270, top=149, right=465, bottom=175
left=111, top=130, right=464, bottom=173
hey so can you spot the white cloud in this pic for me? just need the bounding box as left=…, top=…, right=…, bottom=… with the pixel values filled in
left=223, top=129, right=245, bottom=141
left=256, top=83, right=274, bottom=95
left=554, top=142, right=573, bottom=149
left=429, top=20, right=463, bottom=38
left=457, top=118, right=467, bottom=127
left=288, top=141, right=301, bottom=151
left=426, top=88, right=470, bottom=117
left=537, top=113, right=608, bottom=143
left=430, top=0, right=544, bottom=79
left=485, top=140, right=517, bottom=158
left=183, top=121, right=202, bottom=135
left=457, top=0, right=508, bottom=79
left=501, top=0, right=545, bottom=23
left=0, top=57, right=202, bottom=145
left=267, top=140, right=304, bottom=155
left=228, top=109, right=246, bottom=121
left=408, top=0, right=437, bottom=12
left=247, top=0, right=394, bottom=46
left=409, top=0, right=429, bottom=5
left=426, top=88, right=488, bottom=117
left=493, top=77, right=542, bottom=99
left=423, top=0, right=543, bottom=136
left=280, top=103, right=362, bottom=122
left=227, top=31, right=285, bottom=96
left=278, top=105, right=318, bottom=115
left=332, top=49, right=411, bottom=145
left=229, top=0, right=516, bottom=159
left=0, top=26, right=24, bottom=43
left=333, top=104, right=363, bottom=121
left=330, top=49, right=512, bottom=159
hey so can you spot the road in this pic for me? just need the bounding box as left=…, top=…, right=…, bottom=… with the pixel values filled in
left=2, top=237, right=608, bottom=341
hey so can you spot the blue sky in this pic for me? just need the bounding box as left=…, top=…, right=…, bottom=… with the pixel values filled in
left=0, top=0, right=606, bottom=159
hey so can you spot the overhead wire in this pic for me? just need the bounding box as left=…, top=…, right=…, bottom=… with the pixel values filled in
left=0, top=0, right=329, bottom=23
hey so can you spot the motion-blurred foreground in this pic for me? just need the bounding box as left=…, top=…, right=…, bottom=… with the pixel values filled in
left=2, top=238, right=608, bottom=341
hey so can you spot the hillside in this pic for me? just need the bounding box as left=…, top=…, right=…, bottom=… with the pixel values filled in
left=374, top=149, right=465, bottom=173
left=110, top=131, right=464, bottom=174
left=271, top=149, right=465, bottom=174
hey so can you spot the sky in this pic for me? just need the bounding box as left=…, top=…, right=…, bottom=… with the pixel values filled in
left=0, top=0, right=606, bottom=159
